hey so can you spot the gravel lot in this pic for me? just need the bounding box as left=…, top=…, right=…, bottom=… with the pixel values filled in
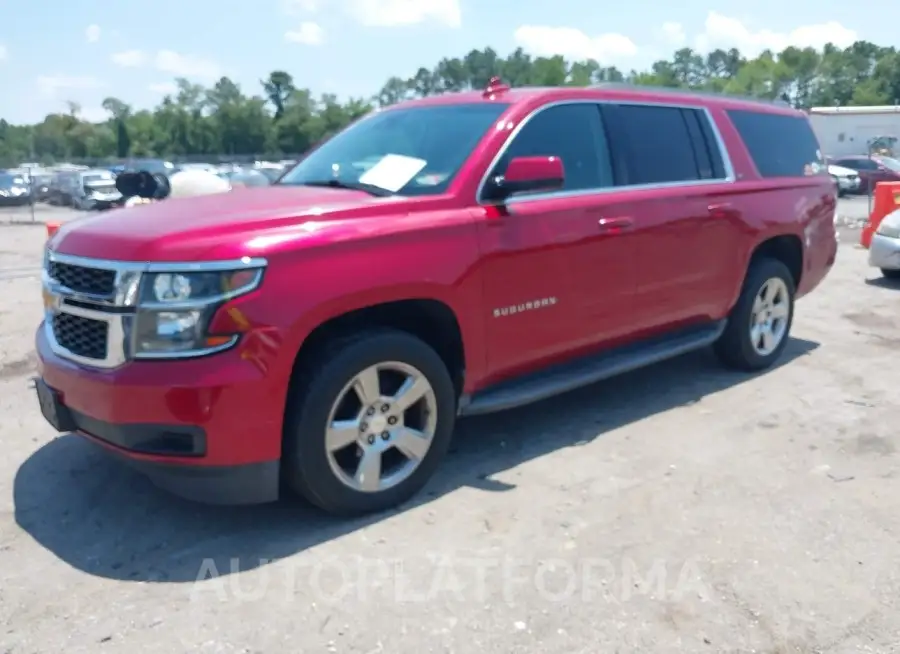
left=2, top=200, right=900, bottom=653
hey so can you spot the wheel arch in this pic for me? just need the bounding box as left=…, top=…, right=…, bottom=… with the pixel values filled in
left=287, top=291, right=470, bottom=403
left=749, top=233, right=804, bottom=290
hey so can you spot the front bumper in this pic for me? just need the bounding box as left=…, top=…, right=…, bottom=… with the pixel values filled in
left=35, top=324, right=282, bottom=505
left=0, top=195, right=31, bottom=206
left=868, top=233, right=900, bottom=270
left=837, top=178, right=861, bottom=193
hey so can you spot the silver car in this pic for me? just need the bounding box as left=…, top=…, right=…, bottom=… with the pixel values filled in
left=828, top=164, right=861, bottom=197
left=72, top=169, right=122, bottom=210
left=868, top=208, right=900, bottom=280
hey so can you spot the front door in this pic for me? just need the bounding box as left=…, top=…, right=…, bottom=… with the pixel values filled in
left=476, top=102, right=638, bottom=382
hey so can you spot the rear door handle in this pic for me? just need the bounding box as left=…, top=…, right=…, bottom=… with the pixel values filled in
left=597, top=217, right=634, bottom=233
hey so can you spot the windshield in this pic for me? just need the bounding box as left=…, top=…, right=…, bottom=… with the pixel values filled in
left=278, top=103, right=510, bottom=196
left=84, top=173, right=114, bottom=184
left=876, top=156, right=900, bottom=172
left=129, top=160, right=174, bottom=174
left=0, top=174, right=25, bottom=187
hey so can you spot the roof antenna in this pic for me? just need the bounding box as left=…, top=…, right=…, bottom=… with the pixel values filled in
left=483, top=76, right=509, bottom=99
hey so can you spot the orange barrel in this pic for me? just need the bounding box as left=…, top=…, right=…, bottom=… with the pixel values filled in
left=861, top=181, right=900, bottom=248
left=46, top=221, right=61, bottom=239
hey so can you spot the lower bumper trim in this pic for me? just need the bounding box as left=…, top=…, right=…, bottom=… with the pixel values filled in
left=104, top=447, right=281, bottom=505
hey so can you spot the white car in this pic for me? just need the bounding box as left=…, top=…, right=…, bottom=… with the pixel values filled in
left=868, top=208, right=900, bottom=280
left=828, top=164, right=861, bottom=196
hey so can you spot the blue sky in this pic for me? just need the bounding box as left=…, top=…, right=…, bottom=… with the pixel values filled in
left=0, top=0, right=892, bottom=125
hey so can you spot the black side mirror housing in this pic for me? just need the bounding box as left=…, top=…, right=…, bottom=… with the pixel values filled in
left=115, top=171, right=171, bottom=200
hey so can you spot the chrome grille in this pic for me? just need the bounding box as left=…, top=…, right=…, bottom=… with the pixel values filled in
left=48, top=261, right=116, bottom=296
left=51, top=313, right=109, bottom=360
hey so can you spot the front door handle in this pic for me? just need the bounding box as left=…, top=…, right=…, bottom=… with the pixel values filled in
left=708, top=203, right=735, bottom=217
left=597, top=217, right=634, bottom=233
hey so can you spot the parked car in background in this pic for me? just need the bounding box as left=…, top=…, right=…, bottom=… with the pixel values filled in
left=179, top=163, right=217, bottom=173
left=47, top=171, right=81, bottom=206
left=124, top=158, right=176, bottom=176
left=31, top=174, right=53, bottom=202
left=256, top=167, right=283, bottom=183
left=827, top=163, right=861, bottom=196
left=71, top=169, right=122, bottom=210
left=0, top=172, right=32, bottom=206
left=868, top=208, right=900, bottom=279
left=253, top=162, right=285, bottom=182
left=219, top=168, right=272, bottom=187
left=827, top=155, right=900, bottom=193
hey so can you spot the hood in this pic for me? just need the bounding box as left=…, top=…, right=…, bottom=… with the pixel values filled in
left=828, top=164, right=858, bottom=177
left=50, top=185, right=414, bottom=261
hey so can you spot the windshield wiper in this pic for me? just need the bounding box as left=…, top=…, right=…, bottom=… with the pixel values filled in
left=290, top=179, right=394, bottom=197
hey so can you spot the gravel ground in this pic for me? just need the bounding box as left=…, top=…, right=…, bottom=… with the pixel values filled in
left=2, top=203, right=900, bottom=653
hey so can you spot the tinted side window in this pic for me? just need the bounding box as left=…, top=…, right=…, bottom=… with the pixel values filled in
left=600, top=104, right=701, bottom=185
left=681, top=109, right=714, bottom=179
left=838, top=158, right=876, bottom=170
left=490, top=103, right=614, bottom=194
left=689, top=109, right=727, bottom=179
left=727, top=109, right=826, bottom=178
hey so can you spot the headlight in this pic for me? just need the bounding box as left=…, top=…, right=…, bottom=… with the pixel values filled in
left=132, top=266, right=264, bottom=358
left=876, top=223, right=900, bottom=239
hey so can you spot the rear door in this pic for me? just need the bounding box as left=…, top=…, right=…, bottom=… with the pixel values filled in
left=598, top=102, right=740, bottom=333
left=476, top=102, right=639, bottom=380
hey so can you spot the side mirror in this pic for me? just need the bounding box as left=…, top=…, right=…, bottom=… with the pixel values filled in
left=115, top=170, right=171, bottom=200
left=486, top=156, right=564, bottom=201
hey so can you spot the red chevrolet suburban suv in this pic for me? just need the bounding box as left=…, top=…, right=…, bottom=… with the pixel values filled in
left=35, top=79, right=837, bottom=515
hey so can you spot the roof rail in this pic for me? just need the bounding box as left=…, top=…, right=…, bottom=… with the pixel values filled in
left=589, top=83, right=793, bottom=108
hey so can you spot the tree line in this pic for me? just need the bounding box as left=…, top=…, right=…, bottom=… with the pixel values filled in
left=2, top=41, right=899, bottom=167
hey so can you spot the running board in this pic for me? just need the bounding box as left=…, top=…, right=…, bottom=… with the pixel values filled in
left=458, top=320, right=726, bottom=417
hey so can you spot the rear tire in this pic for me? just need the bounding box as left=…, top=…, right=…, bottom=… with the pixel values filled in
left=714, top=257, right=795, bottom=371
left=882, top=268, right=900, bottom=280
left=283, top=329, right=457, bottom=516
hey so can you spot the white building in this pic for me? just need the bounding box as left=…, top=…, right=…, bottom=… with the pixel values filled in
left=809, top=106, right=900, bottom=158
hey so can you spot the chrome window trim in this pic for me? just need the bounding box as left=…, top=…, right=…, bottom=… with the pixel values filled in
left=42, top=252, right=267, bottom=369
left=474, top=98, right=737, bottom=206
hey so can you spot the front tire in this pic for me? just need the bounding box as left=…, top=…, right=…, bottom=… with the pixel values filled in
left=714, top=257, right=795, bottom=371
left=283, top=329, right=457, bottom=516
left=882, top=268, right=900, bottom=280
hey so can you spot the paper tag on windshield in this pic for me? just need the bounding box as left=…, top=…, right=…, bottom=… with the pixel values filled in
left=358, top=154, right=427, bottom=192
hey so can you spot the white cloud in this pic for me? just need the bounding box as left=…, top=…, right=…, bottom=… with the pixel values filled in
left=660, top=22, right=686, bottom=47
left=695, top=12, right=857, bottom=55
left=282, top=0, right=319, bottom=13
left=36, top=75, right=103, bottom=96
left=111, top=49, right=146, bottom=67
left=148, top=82, right=177, bottom=94
left=85, top=24, right=101, bottom=43
left=285, top=21, right=325, bottom=44
left=514, top=26, right=638, bottom=62
left=0, top=44, right=6, bottom=61
left=154, top=50, right=222, bottom=81
left=349, top=0, right=461, bottom=27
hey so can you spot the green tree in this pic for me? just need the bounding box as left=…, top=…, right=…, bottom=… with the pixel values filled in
left=4, top=41, right=900, bottom=166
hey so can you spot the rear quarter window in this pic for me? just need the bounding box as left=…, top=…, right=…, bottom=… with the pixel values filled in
left=727, top=109, right=826, bottom=178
